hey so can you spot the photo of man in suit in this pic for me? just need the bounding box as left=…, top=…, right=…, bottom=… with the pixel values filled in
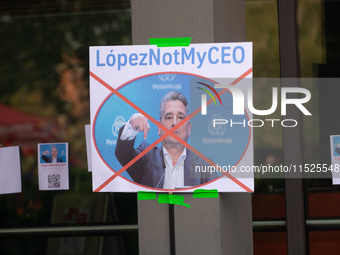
left=115, top=91, right=217, bottom=189
left=335, top=143, right=340, bottom=156
left=41, top=146, right=63, bottom=163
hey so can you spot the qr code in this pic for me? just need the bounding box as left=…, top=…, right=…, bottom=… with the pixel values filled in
left=48, top=174, right=60, bottom=188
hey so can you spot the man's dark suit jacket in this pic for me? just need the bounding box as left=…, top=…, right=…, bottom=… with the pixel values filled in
left=115, top=126, right=217, bottom=188
left=41, top=155, right=63, bottom=163
left=336, top=147, right=340, bottom=155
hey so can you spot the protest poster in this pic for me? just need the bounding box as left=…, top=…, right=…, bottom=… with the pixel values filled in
left=90, top=42, right=253, bottom=192
left=38, top=143, right=69, bottom=190
left=330, top=135, right=340, bottom=184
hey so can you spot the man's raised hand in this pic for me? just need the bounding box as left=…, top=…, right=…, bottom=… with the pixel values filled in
left=130, top=113, right=150, bottom=140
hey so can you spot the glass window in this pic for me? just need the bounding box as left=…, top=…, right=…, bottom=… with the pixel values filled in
left=0, top=1, right=138, bottom=254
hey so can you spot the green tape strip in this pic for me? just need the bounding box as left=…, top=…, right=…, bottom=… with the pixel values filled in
left=173, top=195, right=191, bottom=208
left=138, top=191, right=157, bottom=200
left=149, top=37, right=191, bottom=47
left=158, top=194, right=191, bottom=208
left=158, top=194, right=173, bottom=204
left=193, top=189, right=219, bottom=198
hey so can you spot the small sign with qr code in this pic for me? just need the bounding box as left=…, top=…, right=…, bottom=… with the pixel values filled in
left=38, top=143, right=69, bottom=190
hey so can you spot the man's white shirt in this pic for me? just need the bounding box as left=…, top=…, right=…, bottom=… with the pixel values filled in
left=162, top=147, right=185, bottom=189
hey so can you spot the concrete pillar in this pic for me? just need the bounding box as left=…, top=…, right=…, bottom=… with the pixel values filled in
left=131, top=1, right=253, bottom=254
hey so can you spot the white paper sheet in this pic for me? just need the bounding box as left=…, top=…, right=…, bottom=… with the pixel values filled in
left=85, top=124, right=92, bottom=172
left=0, top=146, right=22, bottom=194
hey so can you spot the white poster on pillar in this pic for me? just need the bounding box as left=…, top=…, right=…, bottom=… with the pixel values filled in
left=90, top=42, right=254, bottom=192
